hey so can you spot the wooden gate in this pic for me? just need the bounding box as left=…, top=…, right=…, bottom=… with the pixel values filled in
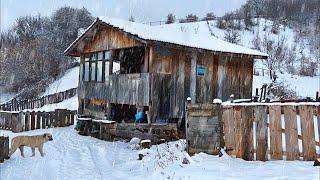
left=186, top=104, right=223, bottom=155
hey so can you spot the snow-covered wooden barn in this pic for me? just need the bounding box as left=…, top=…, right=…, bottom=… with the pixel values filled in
left=64, top=17, right=267, bottom=126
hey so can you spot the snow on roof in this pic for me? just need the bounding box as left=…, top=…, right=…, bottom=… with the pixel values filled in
left=65, top=17, right=268, bottom=58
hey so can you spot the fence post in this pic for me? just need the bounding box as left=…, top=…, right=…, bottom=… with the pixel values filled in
left=25, top=111, right=30, bottom=131
left=36, top=112, right=41, bottom=129
left=0, top=136, right=5, bottom=163
left=70, top=111, right=75, bottom=125
left=0, top=136, right=9, bottom=163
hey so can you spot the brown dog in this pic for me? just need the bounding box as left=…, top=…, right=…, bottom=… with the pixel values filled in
left=9, top=133, right=53, bottom=157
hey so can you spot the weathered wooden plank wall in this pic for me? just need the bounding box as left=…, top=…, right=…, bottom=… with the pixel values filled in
left=82, top=25, right=144, bottom=54
left=216, top=56, right=253, bottom=101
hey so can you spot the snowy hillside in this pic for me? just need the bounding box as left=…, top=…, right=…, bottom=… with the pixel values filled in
left=1, top=126, right=319, bottom=180
left=42, top=66, right=79, bottom=96
left=159, top=18, right=316, bottom=62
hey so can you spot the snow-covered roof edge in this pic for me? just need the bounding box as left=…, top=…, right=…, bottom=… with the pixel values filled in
left=64, top=18, right=99, bottom=56
left=65, top=17, right=268, bottom=58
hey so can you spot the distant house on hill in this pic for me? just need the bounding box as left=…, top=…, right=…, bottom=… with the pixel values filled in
left=64, top=17, right=267, bottom=124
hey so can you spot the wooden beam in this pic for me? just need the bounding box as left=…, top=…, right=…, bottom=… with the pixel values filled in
left=143, top=46, right=149, bottom=73
left=109, top=50, right=114, bottom=75
left=190, top=51, right=197, bottom=104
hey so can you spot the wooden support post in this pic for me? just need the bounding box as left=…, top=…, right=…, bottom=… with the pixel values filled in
left=143, top=46, right=149, bottom=73
left=190, top=51, right=197, bottom=104
left=109, top=50, right=114, bottom=75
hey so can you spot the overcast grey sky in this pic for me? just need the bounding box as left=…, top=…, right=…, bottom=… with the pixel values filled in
left=1, top=0, right=246, bottom=31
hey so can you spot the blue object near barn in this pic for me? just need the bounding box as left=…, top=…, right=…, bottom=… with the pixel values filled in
left=197, top=65, right=206, bottom=76
left=135, top=112, right=145, bottom=123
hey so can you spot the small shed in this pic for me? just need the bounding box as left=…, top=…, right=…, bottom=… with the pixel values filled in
left=64, top=17, right=267, bottom=127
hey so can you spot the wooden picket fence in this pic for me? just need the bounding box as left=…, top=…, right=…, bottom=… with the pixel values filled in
left=223, top=104, right=320, bottom=161
left=0, top=136, right=9, bottom=163
left=0, top=109, right=76, bottom=133
left=0, top=88, right=77, bottom=111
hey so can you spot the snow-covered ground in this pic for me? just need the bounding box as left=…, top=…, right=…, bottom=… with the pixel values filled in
left=0, top=126, right=319, bottom=180
left=42, top=67, right=79, bottom=96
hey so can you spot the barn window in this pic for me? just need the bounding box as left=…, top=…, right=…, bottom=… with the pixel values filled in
left=82, top=50, right=113, bottom=82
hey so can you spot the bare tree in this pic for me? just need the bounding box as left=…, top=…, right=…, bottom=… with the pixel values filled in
left=202, top=12, right=216, bottom=21
left=129, top=15, right=135, bottom=22
left=166, top=14, right=175, bottom=24
left=224, top=29, right=241, bottom=44
left=260, top=34, right=288, bottom=80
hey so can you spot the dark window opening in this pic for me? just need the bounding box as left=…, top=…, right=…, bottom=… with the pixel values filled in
left=113, top=47, right=145, bottom=74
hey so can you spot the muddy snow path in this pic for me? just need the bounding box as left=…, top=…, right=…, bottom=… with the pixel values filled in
left=0, top=126, right=153, bottom=180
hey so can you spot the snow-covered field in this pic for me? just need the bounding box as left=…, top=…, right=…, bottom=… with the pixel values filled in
left=0, top=126, right=319, bottom=180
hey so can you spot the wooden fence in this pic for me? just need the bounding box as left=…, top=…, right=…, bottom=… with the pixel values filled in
left=0, top=136, right=9, bottom=163
left=187, top=103, right=320, bottom=161
left=0, top=109, right=76, bottom=133
left=0, top=88, right=77, bottom=111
